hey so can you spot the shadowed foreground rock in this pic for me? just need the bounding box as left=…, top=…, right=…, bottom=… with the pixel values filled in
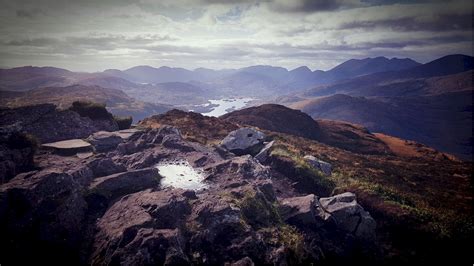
left=0, top=123, right=378, bottom=265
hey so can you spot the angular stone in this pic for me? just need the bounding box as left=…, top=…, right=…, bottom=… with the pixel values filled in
left=88, top=168, right=160, bottom=201
left=279, top=194, right=326, bottom=227
left=254, top=141, right=274, bottom=164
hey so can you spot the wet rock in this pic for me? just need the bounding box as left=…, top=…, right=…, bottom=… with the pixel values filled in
left=304, top=155, right=332, bottom=176
left=254, top=141, right=274, bottom=164
left=220, top=127, right=265, bottom=156
left=88, top=168, right=160, bottom=201
left=91, top=189, right=191, bottom=265
left=319, top=192, right=376, bottom=240
left=87, top=131, right=123, bottom=153
left=205, top=155, right=270, bottom=181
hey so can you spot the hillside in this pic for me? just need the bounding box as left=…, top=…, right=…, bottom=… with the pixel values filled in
left=0, top=84, right=172, bottom=122
left=221, top=104, right=322, bottom=140
left=290, top=92, right=472, bottom=160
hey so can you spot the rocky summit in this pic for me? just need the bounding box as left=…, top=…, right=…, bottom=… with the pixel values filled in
left=0, top=106, right=472, bottom=265
left=0, top=120, right=378, bottom=265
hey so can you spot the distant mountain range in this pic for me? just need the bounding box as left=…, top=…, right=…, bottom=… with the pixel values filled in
left=0, top=54, right=472, bottom=159
left=0, top=56, right=421, bottom=100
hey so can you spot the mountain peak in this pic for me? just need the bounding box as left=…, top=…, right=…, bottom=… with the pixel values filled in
left=290, top=66, right=312, bottom=73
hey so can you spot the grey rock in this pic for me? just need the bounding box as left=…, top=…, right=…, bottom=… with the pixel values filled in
left=304, top=155, right=332, bottom=176
left=220, top=127, right=265, bottom=156
left=319, top=192, right=376, bottom=240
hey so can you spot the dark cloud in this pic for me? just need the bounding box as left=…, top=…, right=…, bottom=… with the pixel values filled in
left=269, top=0, right=359, bottom=13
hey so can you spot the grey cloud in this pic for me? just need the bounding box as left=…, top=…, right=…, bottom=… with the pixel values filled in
left=341, top=13, right=473, bottom=32
left=15, top=8, right=43, bottom=18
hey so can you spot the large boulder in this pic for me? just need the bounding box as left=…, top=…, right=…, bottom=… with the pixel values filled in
left=220, top=128, right=265, bottom=156
left=91, top=189, right=192, bottom=265
left=304, top=155, right=332, bottom=176
left=87, top=131, right=123, bottom=153
left=319, top=192, right=376, bottom=240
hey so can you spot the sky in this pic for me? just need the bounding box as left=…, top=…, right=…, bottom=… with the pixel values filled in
left=0, top=0, right=472, bottom=72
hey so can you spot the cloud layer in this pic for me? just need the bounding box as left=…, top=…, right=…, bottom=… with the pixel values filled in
left=0, top=0, right=472, bottom=71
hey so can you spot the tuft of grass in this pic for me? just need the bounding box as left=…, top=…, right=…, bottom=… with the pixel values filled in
left=238, top=189, right=281, bottom=228
left=260, top=225, right=309, bottom=264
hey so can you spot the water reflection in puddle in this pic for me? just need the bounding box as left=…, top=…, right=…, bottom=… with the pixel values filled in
left=156, top=160, right=208, bottom=191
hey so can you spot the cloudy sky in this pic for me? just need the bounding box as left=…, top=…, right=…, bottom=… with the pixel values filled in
left=0, top=0, right=472, bottom=71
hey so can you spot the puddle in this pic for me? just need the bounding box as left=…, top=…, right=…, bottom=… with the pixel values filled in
left=156, top=160, right=208, bottom=191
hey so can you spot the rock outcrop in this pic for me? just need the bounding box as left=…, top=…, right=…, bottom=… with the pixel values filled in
left=280, top=193, right=376, bottom=241
left=0, top=104, right=118, bottom=144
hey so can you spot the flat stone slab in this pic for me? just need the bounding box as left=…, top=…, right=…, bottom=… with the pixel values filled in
left=42, top=139, right=92, bottom=155
left=42, top=139, right=92, bottom=149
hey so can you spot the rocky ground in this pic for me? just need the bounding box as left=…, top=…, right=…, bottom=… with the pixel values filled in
left=0, top=106, right=472, bottom=265
left=1, top=120, right=379, bottom=265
